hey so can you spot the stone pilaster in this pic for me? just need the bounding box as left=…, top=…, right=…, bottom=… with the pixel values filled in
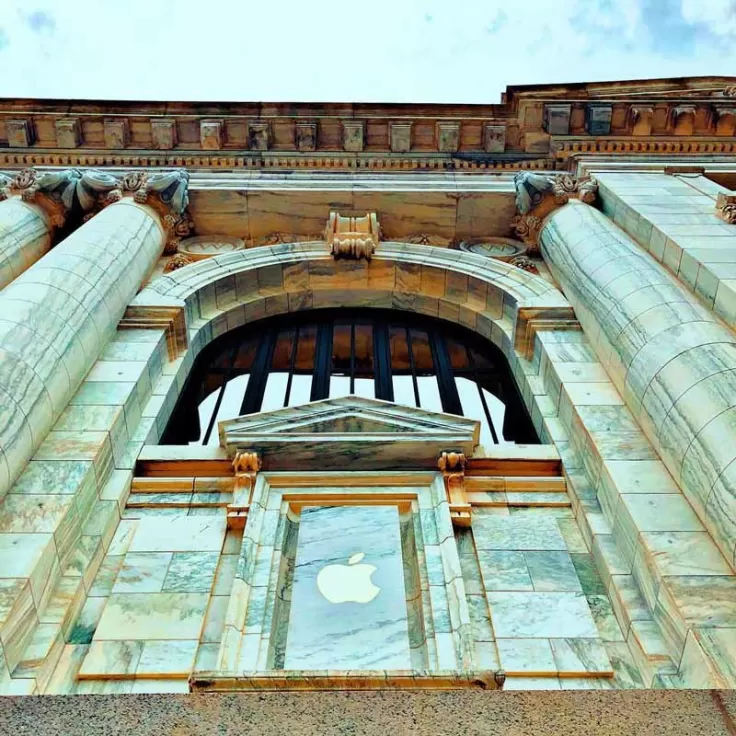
left=0, top=169, right=190, bottom=500
left=521, top=173, right=736, bottom=568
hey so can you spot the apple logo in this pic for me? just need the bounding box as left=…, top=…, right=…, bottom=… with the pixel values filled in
left=316, top=552, right=380, bottom=604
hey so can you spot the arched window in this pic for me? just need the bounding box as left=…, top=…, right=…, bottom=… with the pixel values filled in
left=163, top=309, right=537, bottom=447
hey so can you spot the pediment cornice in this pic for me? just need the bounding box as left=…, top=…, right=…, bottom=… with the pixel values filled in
left=219, top=395, right=480, bottom=471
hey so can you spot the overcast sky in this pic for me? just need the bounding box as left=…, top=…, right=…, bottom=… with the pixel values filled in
left=0, top=0, right=734, bottom=103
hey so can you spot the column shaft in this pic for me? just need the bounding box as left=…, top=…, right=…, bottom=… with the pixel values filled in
left=0, top=199, right=165, bottom=497
left=0, top=197, right=53, bottom=289
left=541, top=200, right=736, bottom=568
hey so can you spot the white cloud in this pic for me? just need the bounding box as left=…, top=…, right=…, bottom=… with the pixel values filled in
left=0, top=0, right=732, bottom=103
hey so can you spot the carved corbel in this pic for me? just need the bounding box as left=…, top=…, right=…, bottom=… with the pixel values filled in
left=325, top=211, right=380, bottom=261
left=668, top=105, right=696, bottom=135
left=629, top=105, right=654, bottom=136
left=438, top=451, right=471, bottom=527
left=511, top=171, right=598, bottom=251
left=228, top=450, right=262, bottom=529
left=163, top=253, right=195, bottom=273
left=716, top=193, right=736, bottom=225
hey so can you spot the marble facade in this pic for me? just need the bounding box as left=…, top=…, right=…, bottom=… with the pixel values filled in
left=0, top=77, right=735, bottom=717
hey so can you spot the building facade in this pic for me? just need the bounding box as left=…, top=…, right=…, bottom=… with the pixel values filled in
left=0, top=76, right=735, bottom=731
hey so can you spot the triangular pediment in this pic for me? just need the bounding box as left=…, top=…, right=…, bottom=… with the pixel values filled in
left=219, top=395, right=479, bottom=471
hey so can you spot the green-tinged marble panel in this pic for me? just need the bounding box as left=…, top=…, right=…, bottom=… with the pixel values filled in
left=78, top=639, right=143, bottom=678
left=0, top=579, right=37, bottom=672
left=473, top=515, right=567, bottom=551
left=0, top=494, right=75, bottom=535
left=10, top=460, right=95, bottom=496
left=587, top=593, right=625, bottom=642
left=113, top=552, right=173, bottom=594
left=284, top=505, right=411, bottom=670
left=525, top=551, right=583, bottom=592
left=497, top=638, right=556, bottom=675
left=136, top=639, right=198, bottom=676
left=550, top=638, right=612, bottom=675
left=94, top=592, right=209, bottom=641
left=68, top=596, right=107, bottom=644
left=128, top=516, right=226, bottom=553
left=202, top=596, right=229, bottom=644
left=0, top=532, right=57, bottom=606
left=163, top=551, right=219, bottom=593
left=477, top=550, right=533, bottom=592
left=487, top=592, right=599, bottom=639
left=570, top=554, right=607, bottom=596
left=194, top=642, right=220, bottom=671
left=88, top=555, right=124, bottom=598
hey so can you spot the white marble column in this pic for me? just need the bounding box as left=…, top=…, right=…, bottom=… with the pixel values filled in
left=0, top=170, right=74, bottom=289
left=536, top=190, right=736, bottom=569
left=0, top=170, right=190, bottom=499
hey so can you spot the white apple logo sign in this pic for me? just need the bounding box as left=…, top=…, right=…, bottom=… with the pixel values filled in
left=316, top=552, right=380, bottom=604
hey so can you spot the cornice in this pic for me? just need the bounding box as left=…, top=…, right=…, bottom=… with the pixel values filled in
left=0, top=77, right=733, bottom=172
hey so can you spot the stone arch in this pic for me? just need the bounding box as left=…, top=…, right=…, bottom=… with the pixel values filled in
left=138, top=240, right=570, bottom=371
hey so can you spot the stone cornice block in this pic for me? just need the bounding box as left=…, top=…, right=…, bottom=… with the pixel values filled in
left=103, top=118, right=129, bottom=149
left=248, top=122, right=270, bottom=151
left=295, top=122, right=317, bottom=151
left=342, top=121, right=365, bottom=152
left=714, top=105, right=736, bottom=136
left=390, top=123, right=412, bottom=153
left=669, top=104, right=696, bottom=135
left=200, top=120, right=223, bottom=150
left=437, top=122, right=460, bottom=152
left=629, top=105, right=654, bottom=136
left=543, top=104, right=571, bottom=135
left=55, top=118, right=81, bottom=148
left=585, top=104, right=612, bottom=135
left=6, top=119, right=34, bottom=148
left=151, top=119, right=177, bottom=150
left=483, top=124, right=506, bottom=153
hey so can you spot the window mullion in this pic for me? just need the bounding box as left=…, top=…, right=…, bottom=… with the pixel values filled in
left=429, top=329, right=463, bottom=416
left=373, top=322, right=394, bottom=402
left=310, top=320, right=333, bottom=401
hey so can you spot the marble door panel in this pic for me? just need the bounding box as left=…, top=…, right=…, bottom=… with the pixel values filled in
left=283, top=505, right=411, bottom=669
left=214, top=474, right=474, bottom=674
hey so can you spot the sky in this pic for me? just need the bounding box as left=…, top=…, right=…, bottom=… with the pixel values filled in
left=0, top=0, right=734, bottom=103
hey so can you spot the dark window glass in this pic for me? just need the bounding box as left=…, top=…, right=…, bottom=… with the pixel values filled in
left=162, top=309, right=538, bottom=446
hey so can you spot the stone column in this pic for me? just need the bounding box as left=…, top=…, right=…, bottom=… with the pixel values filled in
left=514, top=172, right=736, bottom=568
left=0, top=169, right=191, bottom=499
left=0, top=169, right=77, bottom=289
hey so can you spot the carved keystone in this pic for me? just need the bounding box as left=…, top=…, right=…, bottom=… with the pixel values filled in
left=325, top=211, right=380, bottom=261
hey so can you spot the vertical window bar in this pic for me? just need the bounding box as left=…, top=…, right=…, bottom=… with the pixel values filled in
left=310, top=320, right=333, bottom=401
left=349, top=322, right=356, bottom=394
left=240, top=329, right=277, bottom=415
left=373, top=322, right=394, bottom=402
left=405, top=326, right=421, bottom=408
left=202, top=343, right=238, bottom=445
left=283, top=325, right=300, bottom=407
left=466, top=346, right=499, bottom=444
left=429, top=329, right=463, bottom=416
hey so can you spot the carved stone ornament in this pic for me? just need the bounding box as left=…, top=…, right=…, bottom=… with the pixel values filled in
left=512, top=171, right=598, bottom=249
left=437, top=451, right=466, bottom=472
left=716, top=193, right=736, bottom=225
left=0, top=168, right=83, bottom=227
left=397, top=233, right=451, bottom=247
left=177, top=236, right=245, bottom=260
left=325, top=211, right=381, bottom=261
left=724, top=85, right=736, bottom=98
left=255, top=232, right=322, bottom=246
left=458, top=238, right=525, bottom=261
left=163, top=253, right=195, bottom=273
left=232, top=450, right=262, bottom=474
left=509, top=254, right=539, bottom=274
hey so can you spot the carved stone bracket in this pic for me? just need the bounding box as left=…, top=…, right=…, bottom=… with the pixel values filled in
left=716, top=192, right=736, bottom=225
left=438, top=451, right=471, bottom=527
left=511, top=172, right=598, bottom=250
left=228, top=450, right=262, bottom=529
left=326, top=211, right=380, bottom=260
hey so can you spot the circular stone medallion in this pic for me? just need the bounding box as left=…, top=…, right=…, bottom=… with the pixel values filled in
left=177, top=236, right=245, bottom=260
left=458, top=238, right=526, bottom=261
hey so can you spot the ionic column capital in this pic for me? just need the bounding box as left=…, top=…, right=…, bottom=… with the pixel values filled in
left=0, top=168, right=79, bottom=228
left=0, top=167, right=194, bottom=251
left=511, top=172, right=598, bottom=251
left=81, top=169, right=193, bottom=252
